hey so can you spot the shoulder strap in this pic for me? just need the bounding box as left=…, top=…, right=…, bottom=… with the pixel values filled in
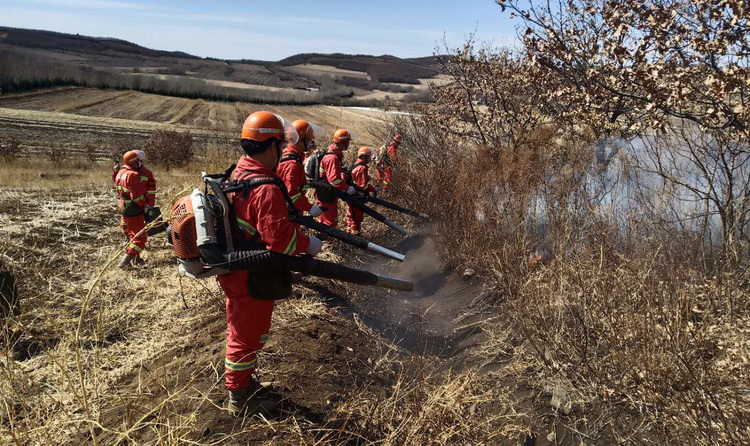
left=221, top=175, right=298, bottom=219
left=279, top=152, right=303, bottom=164
left=204, top=163, right=237, bottom=182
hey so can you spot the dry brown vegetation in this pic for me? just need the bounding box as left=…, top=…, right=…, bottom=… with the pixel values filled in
left=371, top=0, right=750, bottom=443
left=0, top=160, right=533, bottom=445
left=1, top=1, right=748, bottom=443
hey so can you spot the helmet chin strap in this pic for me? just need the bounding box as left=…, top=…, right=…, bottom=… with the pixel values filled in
left=273, top=140, right=283, bottom=169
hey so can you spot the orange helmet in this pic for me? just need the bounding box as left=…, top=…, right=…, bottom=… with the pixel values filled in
left=123, top=150, right=140, bottom=167
left=357, top=147, right=373, bottom=159
left=292, top=120, right=315, bottom=141
left=333, top=129, right=350, bottom=143
left=241, top=111, right=284, bottom=142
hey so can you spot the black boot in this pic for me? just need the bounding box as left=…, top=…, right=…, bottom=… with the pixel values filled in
left=117, top=253, right=134, bottom=269
left=227, top=380, right=281, bottom=417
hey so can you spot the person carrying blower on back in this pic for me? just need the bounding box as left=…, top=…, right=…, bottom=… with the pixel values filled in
left=376, top=134, right=402, bottom=190
left=113, top=150, right=151, bottom=268
left=220, top=111, right=323, bottom=417
left=346, top=147, right=378, bottom=236
left=317, top=129, right=357, bottom=228
left=276, top=120, right=323, bottom=219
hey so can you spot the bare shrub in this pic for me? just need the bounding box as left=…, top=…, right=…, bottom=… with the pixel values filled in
left=45, top=142, right=66, bottom=164
left=141, top=130, right=194, bottom=169
left=374, top=3, right=750, bottom=438
left=0, top=137, right=21, bottom=163
left=80, top=142, right=98, bottom=165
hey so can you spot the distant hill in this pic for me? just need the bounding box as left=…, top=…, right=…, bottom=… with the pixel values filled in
left=0, top=26, right=198, bottom=59
left=0, top=26, right=443, bottom=104
left=277, top=53, right=440, bottom=84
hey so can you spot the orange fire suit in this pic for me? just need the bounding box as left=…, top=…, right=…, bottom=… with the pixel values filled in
left=218, top=156, right=311, bottom=391
left=347, top=161, right=376, bottom=235
left=317, top=145, right=348, bottom=227
left=276, top=144, right=313, bottom=214
left=114, top=165, right=148, bottom=256
left=376, top=143, right=398, bottom=189
left=112, top=165, right=156, bottom=206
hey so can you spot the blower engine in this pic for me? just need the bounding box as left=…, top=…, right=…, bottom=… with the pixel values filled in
left=169, top=174, right=413, bottom=292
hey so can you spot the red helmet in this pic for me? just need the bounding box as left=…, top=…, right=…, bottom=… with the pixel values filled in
left=357, top=147, right=373, bottom=159
left=292, top=120, right=315, bottom=141
left=393, top=134, right=403, bottom=142
left=333, top=129, right=350, bottom=143
left=241, top=111, right=284, bottom=142
left=123, top=150, right=140, bottom=167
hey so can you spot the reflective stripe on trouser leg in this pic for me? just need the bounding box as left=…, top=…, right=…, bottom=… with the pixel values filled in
left=123, top=214, right=147, bottom=256
left=219, top=272, right=275, bottom=391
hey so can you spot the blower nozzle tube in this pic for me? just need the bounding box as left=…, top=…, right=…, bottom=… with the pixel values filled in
left=310, top=180, right=409, bottom=236
left=365, top=195, right=429, bottom=220
left=366, top=243, right=405, bottom=262
left=381, top=217, right=409, bottom=236
left=200, top=246, right=413, bottom=291
left=293, top=216, right=405, bottom=262
left=374, top=275, right=414, bottom=292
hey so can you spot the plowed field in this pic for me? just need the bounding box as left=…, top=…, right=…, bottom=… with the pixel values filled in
left=0, top=88, right=393, bottom=157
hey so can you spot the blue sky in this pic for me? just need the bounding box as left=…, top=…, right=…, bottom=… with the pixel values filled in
left=1, top=0, right=517, bottom=60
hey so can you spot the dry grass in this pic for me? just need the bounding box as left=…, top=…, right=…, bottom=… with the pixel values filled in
left=373, top=112, right=750, bottom=444
left=0, top=159, right=526, bottom=446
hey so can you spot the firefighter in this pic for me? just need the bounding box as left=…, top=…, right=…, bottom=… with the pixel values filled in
left=114, top=150, right=149, bottom=268
left=346, top=147, right=378, bottom=235
left=276, top=120, right=323, bottom=218
left=317, top=129, right=356, bottom=227
left=376, top=134, right=402, bottom=190
left=112, top=151, right=156, bottom=207
left=219, top=111, right=323, bottom=416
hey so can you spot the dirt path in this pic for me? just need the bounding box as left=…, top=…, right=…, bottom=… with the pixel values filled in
left=297, top=227, right=579, bottom=446
left=321, top=234, right=487, bottom=358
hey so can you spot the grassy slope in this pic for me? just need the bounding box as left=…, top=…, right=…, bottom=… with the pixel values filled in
left=0, top=162, right=530, bottom=445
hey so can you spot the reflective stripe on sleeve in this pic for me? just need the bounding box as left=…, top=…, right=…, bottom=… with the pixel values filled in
left=236, top=218, right=257, bottom=235
left=283, top=231, right=298, bottom=255
left=290, top=193, right=302, bottom=203
left=330, top=179, right=342, bottom=186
